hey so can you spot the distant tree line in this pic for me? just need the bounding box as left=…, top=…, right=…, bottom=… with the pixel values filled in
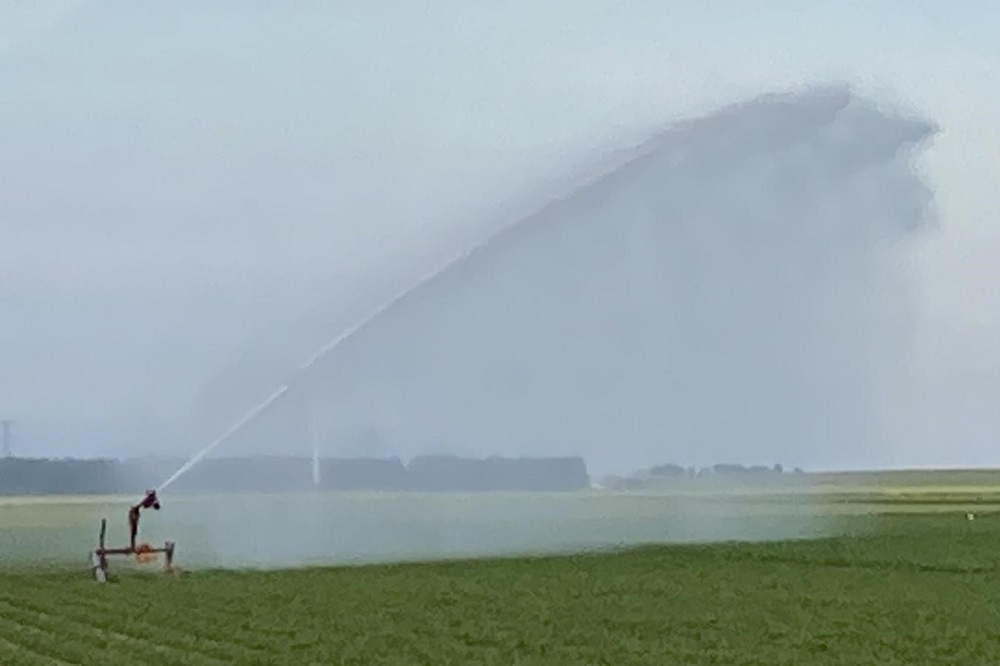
left=600, top=462, right=806, bottom=490
left=0, top=454, right=591, bottom=496
left=646, top=463, right=802, bottom=477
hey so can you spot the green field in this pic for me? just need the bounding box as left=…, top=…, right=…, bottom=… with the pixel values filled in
left=3, top=472, right=1000, bottom=664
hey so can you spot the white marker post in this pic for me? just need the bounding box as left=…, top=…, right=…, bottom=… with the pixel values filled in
left=311, top=407, right=322, bottom=487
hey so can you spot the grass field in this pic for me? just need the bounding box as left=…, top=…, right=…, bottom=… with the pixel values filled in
left=3, top=473, right=1000, bottom=664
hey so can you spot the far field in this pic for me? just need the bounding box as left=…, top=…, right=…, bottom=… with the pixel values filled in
left=2, top=469, right=1000, bottom=664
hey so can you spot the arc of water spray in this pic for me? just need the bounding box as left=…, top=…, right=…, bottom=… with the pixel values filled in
left=157, top=385, right=291, bottom=492
left=155, top=135, right=665, bottom=494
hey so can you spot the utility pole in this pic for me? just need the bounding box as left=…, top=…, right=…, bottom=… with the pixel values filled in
left=1, top=420, right=12, bottom=458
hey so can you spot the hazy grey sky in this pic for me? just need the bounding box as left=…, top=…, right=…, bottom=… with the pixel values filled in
left=1, top=1, right=998, bottom=469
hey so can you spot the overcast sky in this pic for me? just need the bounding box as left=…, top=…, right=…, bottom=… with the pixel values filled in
left=1, top=1, right=998, bottom=468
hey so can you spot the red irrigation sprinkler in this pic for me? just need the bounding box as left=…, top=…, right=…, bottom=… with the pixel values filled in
left=90, top=489, right=177, bottom=582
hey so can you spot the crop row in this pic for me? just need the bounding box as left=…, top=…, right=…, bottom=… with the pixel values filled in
left=2, top=511, right=1000, bottom=664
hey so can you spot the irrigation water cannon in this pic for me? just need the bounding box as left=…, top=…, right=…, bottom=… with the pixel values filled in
left=90, top=489, right=177, bottom=582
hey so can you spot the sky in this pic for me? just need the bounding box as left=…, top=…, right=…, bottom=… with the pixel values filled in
left=1, top=1, right=999, bottom=470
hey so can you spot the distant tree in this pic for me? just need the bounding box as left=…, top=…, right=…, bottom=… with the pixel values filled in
left=648, top=463, right=686, bottom=477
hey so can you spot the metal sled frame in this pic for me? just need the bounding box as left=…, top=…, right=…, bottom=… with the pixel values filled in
left=91, top=505, right=176, bottom=582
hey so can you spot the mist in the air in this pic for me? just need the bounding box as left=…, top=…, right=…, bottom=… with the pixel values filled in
left=161, top=83, right=938, bottom=566
left=2, top=1, right=999, bottom=477
left=125, top=486, right=834, bottom=570
left=191, top=86, right=936, bottom=478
